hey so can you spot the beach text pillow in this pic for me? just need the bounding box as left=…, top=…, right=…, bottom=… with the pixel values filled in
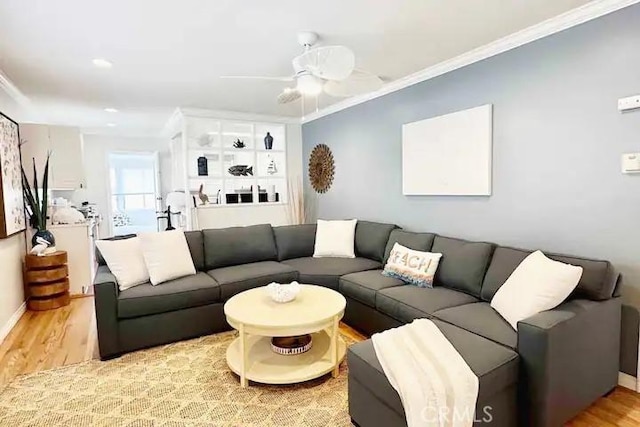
left=383, top=243, right=442, bottom=288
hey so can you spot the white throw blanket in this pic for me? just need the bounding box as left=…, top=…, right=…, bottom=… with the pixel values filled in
left=372, top=319, right=479, bottom=427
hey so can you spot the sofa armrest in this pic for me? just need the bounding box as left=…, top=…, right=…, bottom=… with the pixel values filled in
left=93, top=265, right=120, bottom=360
left=517, top=297, right=621, bottom=427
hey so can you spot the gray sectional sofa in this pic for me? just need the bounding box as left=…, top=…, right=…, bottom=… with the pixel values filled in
left=93, top=221, right=621, bottom=427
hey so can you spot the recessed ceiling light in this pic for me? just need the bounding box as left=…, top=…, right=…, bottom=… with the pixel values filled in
left=92, top=58, right=113, bottom=68
left=104, top=108, right=118, bottom=113
left=106, top=123, right=116, bottom=127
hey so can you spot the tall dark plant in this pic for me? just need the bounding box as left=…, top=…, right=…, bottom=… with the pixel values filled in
left=21, top=153, right=50, bottom=230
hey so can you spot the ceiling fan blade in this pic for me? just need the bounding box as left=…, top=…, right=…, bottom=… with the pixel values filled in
left=277, top=88, right=302, bottom=104
left=323, top=70, right=383, bottom=97
left=219, top=75, right=294, bottom=82
left=293, top=45, right=355, bottom=81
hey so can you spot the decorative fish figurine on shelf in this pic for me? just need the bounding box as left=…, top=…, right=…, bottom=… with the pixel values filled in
left=228, top=165, right=253, bottom=176
left=233, top=139, right=246, bottom=148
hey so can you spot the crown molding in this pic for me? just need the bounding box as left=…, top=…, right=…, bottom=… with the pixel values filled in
left=0, top=69, right=30, bottom=107
left=301, top=0, right=640, bottom=124
left=178, top=107, right=299, bottom=124
left=163, top=107, right=301, bottom=137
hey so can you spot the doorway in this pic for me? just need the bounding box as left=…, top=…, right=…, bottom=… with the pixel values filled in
left=107, top=152, right=160, bottom=236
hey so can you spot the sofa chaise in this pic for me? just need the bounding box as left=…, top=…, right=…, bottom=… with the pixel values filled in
left=93, top=221, right=621, bottom=427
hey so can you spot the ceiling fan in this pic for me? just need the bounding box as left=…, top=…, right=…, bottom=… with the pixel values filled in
left=220, top=32, right=384, bottom=104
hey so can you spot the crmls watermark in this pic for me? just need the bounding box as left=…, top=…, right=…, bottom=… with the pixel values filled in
left=420, top=406, right=493, bottom=423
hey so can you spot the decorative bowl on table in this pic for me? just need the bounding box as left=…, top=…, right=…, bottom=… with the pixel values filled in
left=266, top=281, right=300, bottom=303
left=271, top=335, right=313, bottom=355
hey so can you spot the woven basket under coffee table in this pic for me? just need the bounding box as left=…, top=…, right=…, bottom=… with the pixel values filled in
left=224, top=284, right=346, bottom=387
left=24, top=251, right=71, bottom=311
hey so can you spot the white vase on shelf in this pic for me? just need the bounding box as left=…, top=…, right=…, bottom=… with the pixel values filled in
left=267, top=185, right=277, bottom=202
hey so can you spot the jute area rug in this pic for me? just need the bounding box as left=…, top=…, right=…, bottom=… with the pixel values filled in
left=0, top=331, right=356, bottom=426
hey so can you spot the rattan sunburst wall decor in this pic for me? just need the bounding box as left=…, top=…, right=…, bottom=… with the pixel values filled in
left=308, top=144, right=335, bottom=194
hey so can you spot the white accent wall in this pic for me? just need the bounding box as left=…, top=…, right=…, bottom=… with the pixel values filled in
left=0, top=234, right=26, bottom=343
left=0, top=97, right=27, bottom=344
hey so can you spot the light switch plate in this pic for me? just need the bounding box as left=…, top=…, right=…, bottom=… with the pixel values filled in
left=621, top=153, right=640, bottom=174
left=618, top=95, right=640, bottom=112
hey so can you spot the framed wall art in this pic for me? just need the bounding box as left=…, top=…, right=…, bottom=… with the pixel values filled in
left=0, top=112, right=26, bottom=238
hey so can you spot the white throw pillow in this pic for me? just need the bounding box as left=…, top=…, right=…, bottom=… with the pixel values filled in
left=313, top=219, right=357, bottom=258
left=382, top=243, right=442, bottom=288
left=491, top=250, right=583, bottom=330
left=138, top=230, right=196, bottom=285
left=95, top=237, right=150, bottom=291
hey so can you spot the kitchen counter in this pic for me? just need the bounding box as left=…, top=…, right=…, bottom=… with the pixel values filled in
left=40, top=220, right=99, bottom=294
left=49, top=222, right=90, bottom=228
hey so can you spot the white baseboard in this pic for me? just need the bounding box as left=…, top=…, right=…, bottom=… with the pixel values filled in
left=618, top=372, right=639, bottom=392
left=0, top=302, right=26, bottom=345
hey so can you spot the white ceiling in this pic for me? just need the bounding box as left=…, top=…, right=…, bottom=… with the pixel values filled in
left=0, top=0, right=593, bottom=135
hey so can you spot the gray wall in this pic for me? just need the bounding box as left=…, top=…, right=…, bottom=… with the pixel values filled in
left=303, top=5, right=640, bottom=374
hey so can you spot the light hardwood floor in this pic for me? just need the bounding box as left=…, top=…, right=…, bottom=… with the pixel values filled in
left=0, top=297, right=638, bottom=426
left=0, top=297, right=97, bottom=386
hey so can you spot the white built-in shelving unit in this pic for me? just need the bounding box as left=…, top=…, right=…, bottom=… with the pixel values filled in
left=169, top=111, right=289, bottom=229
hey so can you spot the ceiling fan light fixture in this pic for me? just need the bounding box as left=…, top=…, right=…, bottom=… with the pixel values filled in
left=92, top=58, right=113, bottom=68
left=296, top=74, right=322, bottom=96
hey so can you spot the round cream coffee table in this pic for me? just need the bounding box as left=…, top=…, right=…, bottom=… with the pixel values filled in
left=224, top=284, right=347, bottom=387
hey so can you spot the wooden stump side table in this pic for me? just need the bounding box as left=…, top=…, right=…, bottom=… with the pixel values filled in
left=25, top=251, right=71, bottom=311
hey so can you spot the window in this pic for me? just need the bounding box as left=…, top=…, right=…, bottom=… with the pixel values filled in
left=108, top=152, right=159, bottom=235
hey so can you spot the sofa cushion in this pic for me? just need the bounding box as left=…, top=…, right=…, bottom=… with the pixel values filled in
left=203, top=224, right=277, bottom=269
left=348, top=319, right=518, bottom=418
left=96, top=233, right=136, bottom=266
left=339, top=270, right=405, bottom=308
left=281, top=257, right=381, bottom=290
left=207, top=261, right=298, bottom=301
left=383, top=243, right=442, bottom=288
left=434, top=302, right=517, bottom=349
left=139, top=230, right=197, bottom=286
left=355, top=220, right=398, bottom=262
left=431, top=236, right=494, bottom=297
left=481, top=246, right=619, bottom=302
left=273, top=224, right=316, bottom=261
left=96, top=237, right=150, bottom=291
left=117, top=272, right=220, bottom=319
left=383, top=229, right=436, bottom=263
left=376, top=285, right=478, bottom=323
left=184, top=231, right=205, bottom=271
left=314, top=219, right=358, bottom=258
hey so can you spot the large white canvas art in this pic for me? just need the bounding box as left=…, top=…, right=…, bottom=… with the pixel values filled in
left=402, top=104, right=493, bottom=196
